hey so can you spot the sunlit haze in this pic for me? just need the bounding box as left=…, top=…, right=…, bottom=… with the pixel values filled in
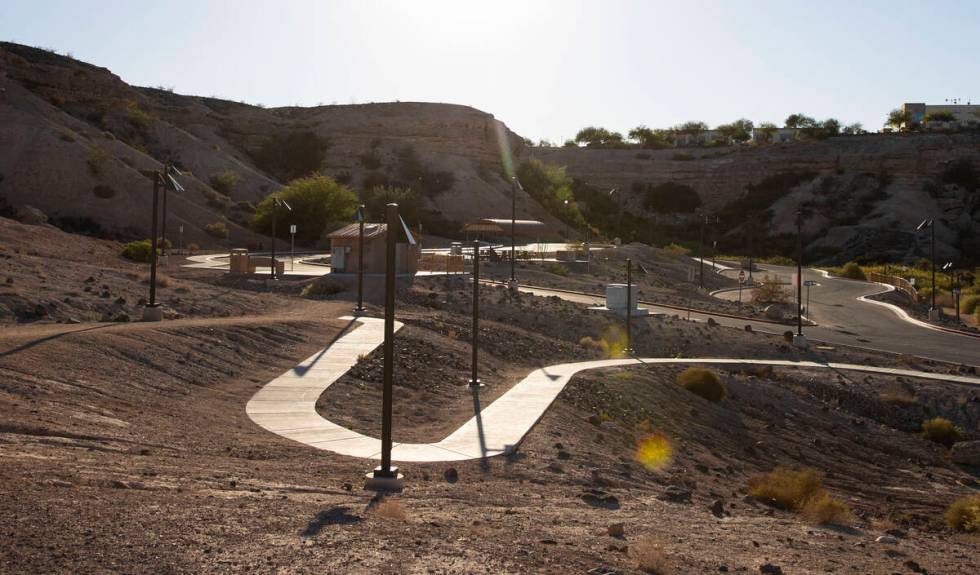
left=4, top=0, right=979, bottom=141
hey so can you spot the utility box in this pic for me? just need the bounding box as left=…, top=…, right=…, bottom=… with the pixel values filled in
left=450, top=242, right=463, bottom=256
left=606, top=284, right=639, bottom=311
left=230, top=249, right=250, bottom=274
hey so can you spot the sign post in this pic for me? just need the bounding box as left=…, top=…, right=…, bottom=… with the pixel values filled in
left=804, top=279, right=817, bottom=318
left=290, top=224, right=297, bottom=271
left=738, top=270, right=746, bottom=304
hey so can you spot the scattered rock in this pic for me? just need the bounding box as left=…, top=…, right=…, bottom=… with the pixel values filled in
left=557, top=450, right=571, bottom=460
left=759, top=563, right=782, bottom=574
left=588, top=414, right=603, bottom=426
left=581, top=490, right=620, bottom=509
left=884, top=528, right=907, bottom=539
left=875, top=535, right=899, bottom=545
left=710, top=499, right=726, bottom=517
left=707, top=317, right=718, bottom=326
left=658, top=485, right=692, bottom=504
left=587, top=567, right=621, bottom=575
left=443, top=468, right=459, bottom=483
left=547, top=462, right=564, bottom=473
left=903, top=559, right=925, bottom=573
left=607, top=523, right=625, bottom=537
left=951, top=440, right=980, bottom=465
left=744, top=324, right=753, bottom=332
left=16, top=204, right=48, bottom=225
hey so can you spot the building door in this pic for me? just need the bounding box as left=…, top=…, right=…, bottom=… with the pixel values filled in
left=332, top=246, right=346, bottom=271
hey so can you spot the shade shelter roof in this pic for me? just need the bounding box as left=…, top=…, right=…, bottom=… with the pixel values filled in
left=328, top=222, right=417, bottom=244
left=462, top=218, right=547, bottom=235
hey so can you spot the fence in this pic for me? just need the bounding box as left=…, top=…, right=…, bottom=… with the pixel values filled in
left=869, top=271, right=918, bottom=300
left=419, top=253, right=465, bottom=273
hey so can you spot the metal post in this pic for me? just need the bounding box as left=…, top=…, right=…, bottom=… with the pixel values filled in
left=355, top=208, right=365, bottom=314
left=796, top=210, right=803, bottom=337
left=290, top=228, right=295, bottom=272
left=470, top=240, right=480, bottom=387
left=698, top=214, right=705, bottom=289
left=930, top=222, right=936, bottom=312
left=738, top=281, right=742, bottom=304
left=148, top=173, right=160, bottom=307
left=806, top=282, right=811, bottom=318
left=377, top=203, right=398, bottom=478
left=270, top=202, right=277, bottom=279
left=178, top=225, right=183, bottom=254
left=160, top=179, right=169, bottom=257
left=510, top=177, right=517, bottom=285
left=955, top=272, right=960, bottom=323
left=625, top=258, right=633, bottom=354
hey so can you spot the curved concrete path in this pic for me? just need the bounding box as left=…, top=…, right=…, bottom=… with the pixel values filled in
left=246, top=317, right=980, bottom=463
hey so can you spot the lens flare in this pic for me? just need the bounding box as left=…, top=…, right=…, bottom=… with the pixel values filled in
left=599, top=325, right=627, bottom=358
left=495, top=120, right=514, bottom=178
left=635, top=433, right=673, bottom=471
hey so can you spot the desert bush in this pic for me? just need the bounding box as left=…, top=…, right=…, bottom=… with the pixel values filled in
left=960, top=294, right=979, bottom=315
left=921, top=417, right=961, bottom=447
left=762, top=255, right=795, bottom=266
left=747, top=467, right=851, bottom=524
left=209, top=170, right=240, bottom=196
left=752, top=275, right=790, bottom=304
left=643, top=182, right=702, bottom=213
left=125, top=100, right=155, bottom=130
left=579, top=335, right=603, bottom=351
left=371, top=498, right=408, bottom=521
left=301, top=278, right=346, bottom=297
left=204, top=222, right=229, bottom=239
left=187, top=243, right=200, bottom=255
left=121, top=240, right=154, bottom=262
left=946, top=494, right=980, bottom=532
left=87, top=146, right=110, bottom=175
left=671, top=152, right=693, bottom=161
left=676, top=367, right=725, bottom=402
left=92, top=184, right=116, bottom=199
left=630, top=536, right=670, bottom=574
left=139, top=272, right=170, bottom=287
left=841, top=261, right=867, bottom=280
left=662, top=243, right=690, bottom=256
left=358, top=149, right=383, bottom=170
left=544, top=262, right=569, bottom=276
left=251, top=130, right=330, bottom=181
left=363, top=185, right=419, bottom=224
left=879, top=389, right=918, bottom=406
left=251, top=174, right=357, bottom=244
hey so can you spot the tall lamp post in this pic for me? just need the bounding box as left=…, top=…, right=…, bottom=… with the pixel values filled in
left=139, top=163, right=184, bottom=322
left=793, top=209, right=806, bottom=348
left=469, top=240, right=481, bottom=387
left=510, top=177, right=521, bottom=289
left=354, top=205, right=366, bottom=315
left=270, top=196, right=292, bottom=279
left=942, top=262, right=954, bottom=321
left=625, top=258, right=634, bottom=355
left=365, top=202, right=404, bottom=490
left=916, top=218, right=938, bottom=319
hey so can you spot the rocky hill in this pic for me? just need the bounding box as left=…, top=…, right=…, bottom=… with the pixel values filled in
left=1, top=41, right=978, bottom=263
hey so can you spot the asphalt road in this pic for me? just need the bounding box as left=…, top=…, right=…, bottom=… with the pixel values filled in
left=714, top=264, right=980, bottom=366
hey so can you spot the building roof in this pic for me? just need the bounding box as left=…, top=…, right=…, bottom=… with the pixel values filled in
left=462, top=218, right=547, bottom=235
left=329, top=222, right=417, bottom=244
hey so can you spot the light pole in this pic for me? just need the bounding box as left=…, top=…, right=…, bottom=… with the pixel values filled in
left=354, top=205, right=366, bottom=315
left=563, top=199, right=570, bottom=240
left=916, top=219, right=938, bottom=319
left=625, top=258, right=633, bottom=355
left=942, top=262, right=953, bottom=320
left=794, top=209, right=806, bottom=348
left=510, top=177, right=520, bottom=289
left=469, top=239, right=481, bottom=387
left=139, top=163, right=183, bottom=322
left=365, top=202, right=403, bottom=490
left=270, top=196, right=292, bottom=280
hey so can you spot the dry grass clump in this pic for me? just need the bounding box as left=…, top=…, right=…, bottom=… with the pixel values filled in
left=579, top=335, right=603, bottom=351
left=945, top=494, right=980, bottom=532
left=752, top=275, right=790, bottom=304
left=371, top=498, right=408, bottom=521
left=676, top=367, right=725, bottom=402
left=747, top=466, right=852, bottom=525
left=879, top=389, right=918, bottom=406
left=630, top=536, right=671, bottom=574
left=139, top=272, right=170, bottom=287
left=301, top=278, right=346, bottom=297
left=921, top=417, right=961, bottom=447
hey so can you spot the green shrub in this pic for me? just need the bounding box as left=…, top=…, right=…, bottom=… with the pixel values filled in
left=251, top=130, right=331, bottom=182
left=921, top=417, right=961, bottom=447
left=960, top=294, right=979, bottom=315
left=662, top=243, right=690, bottom=256
left=121, top=240, right=154, bottom=262
left=762, top=255, right=795, bottom=266
left=747, top=466, right=852, bottom=525
left=841, top=262, right=867, bottom=281
left=301, top=278, right=346, bottom=297
left=205, top=222, right=229, bottom=239
left=251, top=174, right=357, bottom=245
left=676, top=367, right=725, bottom=402
left=643, top=182, right=702, bottom=213
left=125, top=101, right=155, bottom=130
left=946, top=494, right=980, bottom=532
left=544, top=262, right=569, bottom=276
left=209, top=170, right=240, bottom=196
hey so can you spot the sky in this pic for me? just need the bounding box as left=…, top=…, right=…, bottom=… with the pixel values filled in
left=3, top=0, right=979, bottom=143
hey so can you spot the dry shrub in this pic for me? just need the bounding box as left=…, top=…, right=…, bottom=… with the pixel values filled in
left=921, top=417, right=961, bottom=447
left=840, top=262, right=867, bottom=281
left=579, top=335, right=603, bottom=351
left=301, top=278, right=345, bottom=297
left=676, top=367, right=725, bottom=402
left=139, top=272, right=170, bottom=287
left=747, top=466, right=851, bottom=525
left=371, top=498, right=407, bottom=521
left=752, top=275, right=790, bottom=304
left=946, top=494, right=980, bottom=532
left=879, top=389, right=918, bottom=406
left=630, top=536, right=671, bottom=574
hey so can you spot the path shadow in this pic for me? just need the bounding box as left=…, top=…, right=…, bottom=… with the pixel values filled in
left=301, top=506, right=361, bottom=536
left=292, top=317, right=358, bottom=376
left=0, top=324, right=114, bottom=359
left=469, top=386, right=491, bottom=472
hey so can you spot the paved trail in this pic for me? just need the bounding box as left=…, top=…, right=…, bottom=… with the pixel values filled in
left=247, top=317, right=980, bottom=464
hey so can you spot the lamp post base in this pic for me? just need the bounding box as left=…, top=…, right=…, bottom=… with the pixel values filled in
left=353, top=306, right=367, bottom=316
left=468, top=378, right=484, bottom=388
left=507, top=279, right=519, bottom=292
left=364, top=467, right=404, bottom=491
left=927, top=308, right=942, bottom=321
left=141, top=305, right=163, bottom=322
left=793, top=334, right=808, bottom=349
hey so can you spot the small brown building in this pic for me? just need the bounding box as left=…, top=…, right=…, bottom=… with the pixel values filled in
left=328, top=222, right=420, bottom=274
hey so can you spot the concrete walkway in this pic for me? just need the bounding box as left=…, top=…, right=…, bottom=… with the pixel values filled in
left=246, top=316, right=980, bottom=463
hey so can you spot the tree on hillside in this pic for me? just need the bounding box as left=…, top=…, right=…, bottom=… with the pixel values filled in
left=675, top=121, right=709, bottom=135
left=562, top=139, right=578, bottom=148
left=516, top=160, right=586, bottom=230
left=362, top=185, right=419, bottom=224
left=575, top=126, right=626, bottom=148
left=886, top=108, right=913, bottom=130
left=250, top=174, right=358, bottom=244
left=628, top=125, right=672, bottom=149
left=842, top=122, right=865, bottom=135
left=924, top=111, right=955, bottom=122
left=819, top=118, right=841, bottom=137
left=717, top=118, right=754, bottom=143
left=785, top=114, right=817, bottom=129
